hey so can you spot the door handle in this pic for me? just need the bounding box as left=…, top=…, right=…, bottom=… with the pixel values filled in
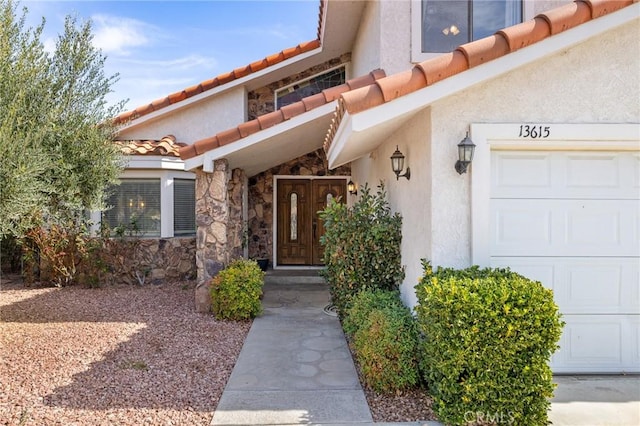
left=312, top=222, right=317, bottom=240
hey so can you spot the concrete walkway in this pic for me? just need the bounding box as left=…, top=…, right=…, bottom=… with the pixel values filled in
left=211, top=279, right=374, bottom=425
left=212, top=276, right=640, bottom=425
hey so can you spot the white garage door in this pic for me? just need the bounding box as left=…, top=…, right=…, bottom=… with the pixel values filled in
left=489, top=150, right=640, bottom=373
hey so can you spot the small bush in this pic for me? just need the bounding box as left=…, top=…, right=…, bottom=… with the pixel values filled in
left=348, top=289, right=420, bottom=393
left=210, top=259, right=264, bottom=320
left=342, top=288, right=404, bottom=337
left=319, top=183, right=404, bottom=316
left=415, top=260, right=564, bottom=426
left=23, top=220, right=97, bottom=287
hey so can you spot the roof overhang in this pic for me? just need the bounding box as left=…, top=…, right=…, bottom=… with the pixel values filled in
left=123, top=155, right=185, bottom=170
left=118, top=0, right=366, bottom=134
left=327, top=3, right=639, bottom=169
left=185, top=103, right=337, bottom=176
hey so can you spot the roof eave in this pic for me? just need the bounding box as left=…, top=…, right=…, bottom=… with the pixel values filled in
left=326, top=3, right=639, bottom=168
left=185, top=102, right=338, bottom=175
left=119, top=46, right=324, bottom=132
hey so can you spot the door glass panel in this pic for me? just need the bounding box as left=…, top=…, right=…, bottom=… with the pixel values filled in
left=326, top=193, right=334, bottom=206
left=290, top=193, right=298, bottom=241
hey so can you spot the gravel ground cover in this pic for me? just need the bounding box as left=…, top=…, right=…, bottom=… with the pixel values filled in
left=1, top=274, right=435, bottom=424
left=0, top=275, right=250, bottom=426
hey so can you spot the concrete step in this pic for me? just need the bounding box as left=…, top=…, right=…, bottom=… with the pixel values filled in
left=264, top=269, right=326, bottom=285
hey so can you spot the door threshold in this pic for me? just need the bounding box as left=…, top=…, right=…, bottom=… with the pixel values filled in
left=273, top=266, right=324, bottom=270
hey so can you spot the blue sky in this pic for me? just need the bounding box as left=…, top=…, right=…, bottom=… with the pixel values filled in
left=23, top=0, right=320, bottom=111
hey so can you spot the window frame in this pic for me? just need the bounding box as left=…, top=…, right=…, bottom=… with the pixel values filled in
left=93, top=169, right=196, bottom=238
left=173, top=178, right=196, bottom=237
left=274, top=64, right=347, bottom=110
left=411, top=0, right=533, bottom=63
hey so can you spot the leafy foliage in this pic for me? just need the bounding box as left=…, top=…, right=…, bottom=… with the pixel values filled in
left=210, top=259, right=264, bottom=320
left=347, top=289, right=420, bottom=393
left=415, top=260, right=564, bottom=426
left=0, top=0, right=124, bottom=239
left=319, top=183, right=404, bottom=316
left=342, top=288, right=404, bottom=337
left=22, top=218, right=104, bottom=287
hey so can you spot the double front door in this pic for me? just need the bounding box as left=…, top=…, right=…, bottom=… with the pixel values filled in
left=277, top=179, right=346, bottom=265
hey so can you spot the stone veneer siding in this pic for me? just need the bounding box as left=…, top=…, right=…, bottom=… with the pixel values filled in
left=195, top=159, right=246, bottom=284
left=247, top=53, right=351, bottom=120
left=247, top=148, right=351, bottom=265
left=110, top=237, right=196, bottom=284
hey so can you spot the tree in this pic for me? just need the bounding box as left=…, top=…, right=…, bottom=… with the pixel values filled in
left=0, top=0, right=125, bottom=239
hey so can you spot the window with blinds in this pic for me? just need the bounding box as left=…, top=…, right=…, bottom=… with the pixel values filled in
left=174, top=179, right=196, bottom=236
left=103, top=179, right=161, bottom=236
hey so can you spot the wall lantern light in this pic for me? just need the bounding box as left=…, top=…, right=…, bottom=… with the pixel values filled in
left=390, top=146, right=411, bottom=180
left=347, top=180, right=358, bottom=195
left=455, top=132, right=476, bottom=175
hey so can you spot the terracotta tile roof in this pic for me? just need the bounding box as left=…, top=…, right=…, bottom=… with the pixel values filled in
left=323, top=0, right=633, bottom=152
left=114, top=1, right=326, bottom=125
left=115, top=135, right=187, bottom=157
left=178, top=69, right=386, bottom=160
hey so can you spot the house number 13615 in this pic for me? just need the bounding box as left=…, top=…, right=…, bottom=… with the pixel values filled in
left=518, top=125, right=550, bottom=138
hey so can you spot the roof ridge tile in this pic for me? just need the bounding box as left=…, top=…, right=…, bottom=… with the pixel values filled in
left=456, top=34, right=511, bottom=68
left=114, top=135, right=185, bottom=157
left=497, top=17, right=551, bottom=52
left=536, top=1, right=592, bottom=35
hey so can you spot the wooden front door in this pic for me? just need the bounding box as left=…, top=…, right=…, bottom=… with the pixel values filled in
left=277, top=179, right=346, bottom=265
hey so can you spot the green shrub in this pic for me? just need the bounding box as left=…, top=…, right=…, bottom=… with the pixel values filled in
left=342, top=288, right=404, bottom=337
left=319, top=183, right=404, bottom=316
left=415, top=260, right=564, bottom=426
left=349, top=290, right=420, bottom=393
left=210, top=259, right=264, bottom=320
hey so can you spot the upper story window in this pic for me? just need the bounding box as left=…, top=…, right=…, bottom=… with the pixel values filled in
left=275, top=66, right=346, bottom=109
left=422, top=1, right=522, bottom=53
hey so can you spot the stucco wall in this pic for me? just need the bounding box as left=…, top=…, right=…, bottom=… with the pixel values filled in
left=350, top=0, right=381, bottom=77
left=118, top=86, right=247, bottom=143
left=379, top=0, right=412, bottom=74
left=350, top=109, right=432, bottom=308
left=350, top=18, right=640, bottom=307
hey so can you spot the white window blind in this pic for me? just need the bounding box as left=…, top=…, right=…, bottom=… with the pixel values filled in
left=174, top=179, right=196, bottom=236
left=103, top=179, right=161, bottom=236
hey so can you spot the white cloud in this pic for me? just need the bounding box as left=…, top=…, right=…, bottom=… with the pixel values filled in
left=118, top=54, right=218, bottom=72
left=91, top=14, right=154, bottom=55
left=105, top=53, right=219, bottom=109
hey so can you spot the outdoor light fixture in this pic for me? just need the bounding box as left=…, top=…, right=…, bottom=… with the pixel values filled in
left=455, top=132, right=476, bottom=175
left=390, top=146, right=411, bottom=180
left=347, top=180, right=357, bottom=195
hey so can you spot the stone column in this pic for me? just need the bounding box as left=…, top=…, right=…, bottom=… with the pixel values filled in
left=227, top=168, right=247, bottom=262
left=194, top=159, right=247, bottom=313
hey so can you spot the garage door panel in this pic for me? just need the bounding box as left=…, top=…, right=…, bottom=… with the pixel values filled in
left=494, top=152, right=552, bottom=189
left=552, top=316, right=639, bottom=374
left=488, top=146, right=639, bottom=374
left=492, top=151, right=639, bottom=199
left=565, top=153, right=620, bottom=189
left=492, top=257, right=639, bottom=314
left=491, top=199, right=639, bottom=256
